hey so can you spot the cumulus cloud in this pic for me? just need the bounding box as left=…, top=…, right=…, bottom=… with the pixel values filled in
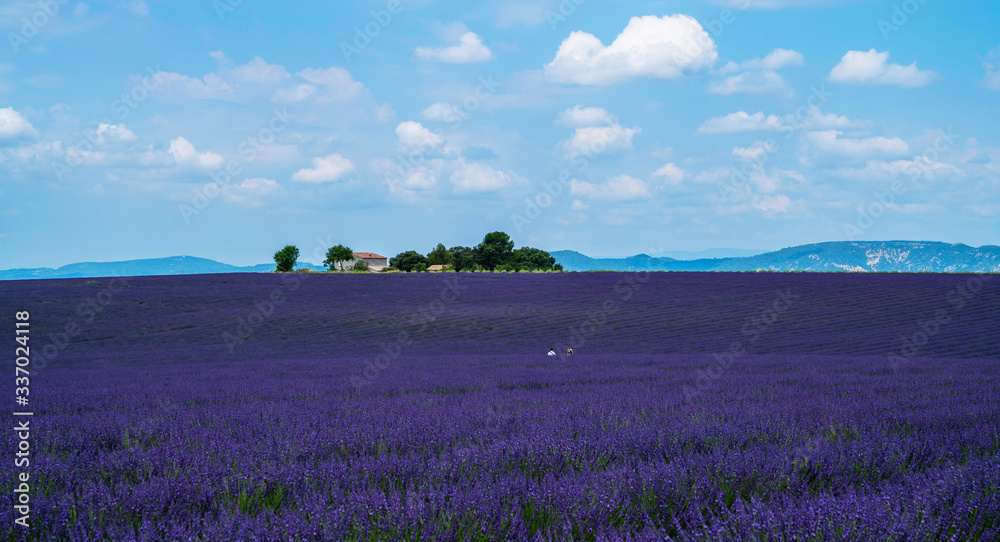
left=696, top=108, right=861, bottom=135
left=560, top=125, right=640, bottom=159
left=0, top=107, right=38, bottom=140
left=754, top=194, right=793, bottom=215
left=711, top=49, right=803, bottom=95
left=652, top=163, right=684, bottom=185
left=733, top=140, right=778, bottom=162
left=696, top=111, right=786, bottom=134
left=708, top=71, right=791, bottom=95
left=422, top=102, right=462, bottom=122
left=271, top=67, right=367, bottom=104
left=545, top=15, right=717, bottom=85
left=396, top=121, right=445, bottom=153
left=168, top=137, right=224, bottom=170
left=570, top=174, right=651, bottom=201
left=830, top=49, right=936, bottom=87
left=415, top=32, right=494, bottom=63
left=291, top=153, right=355, bottom=183
left=449, top=161, right=525, bottom=193
left=836, top=157, right=963, bottom=181
left=556, top=108, right=639, bottom=159
left=806, top=130, right=909, bottom=158
left=94, top=123, right=137, bottom=143
left=555, top=106, right=618, bottom=128
left=152, top=52, right=370, bottom=106
left=719, top=48, right=804, bottom=74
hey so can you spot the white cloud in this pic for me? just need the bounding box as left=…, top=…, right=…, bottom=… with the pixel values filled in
left=415, top=32, right=494, bottom=63
left=696, top=108, right=861, bottom=135
left=720, top=48, right=804, bottom=73
left=985, top=47, right=1000, bottom=91
left=652, top=162, right=684, bottom=185
left=711, top=49, right=803, bottom=95
left=555, top=106, right=617, bottom=128
left=559, top=125, right=640, bottom=159
left=95, top=123, right=136, bottom=143
left=222, top=177, right=280, bottom=206
left=754, top=194, right=793, bottom=215
left=545, top=14, right=717, bottom=85
left=829, top=49, right=936, bottom=87
left=708, top=70, right=790, bottom=95
left=292, top=67, right=367, bottom=102
left=696, top=111, right=786, bottom=135
left=570, top=174, right=650, bottom=201
left=806, top=130, right=909, bottom=158
left=732, top=140, right=778, bottom=162
left=152, top=53, right=370, bottom=107
left=422, top=102, right=461, bottom=122
left=0, top=107, right=38, bottom=139
left=836, top=157, right=963, bottom=181
left=291, top=153, right=355, bottom=183
left=153, top=53, right=290, bottom=101
left=449, top=161, right=524, bottom=193
left=396, top=121, right=445, bottom=153
left=168, top=137, right=224, bottom=170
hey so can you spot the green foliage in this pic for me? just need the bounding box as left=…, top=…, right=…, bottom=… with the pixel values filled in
left=324, top=244, right=355, bottom=271
left=514, top=247, right=558, bottom=271
left=390, top=251, right=429, bottom=272
left=427, top=243, right=454, bottom=266
left=449, top=246, right=476, bottom=271
left=498, top=261, right=522, bottom=272
left=273, top=245, right=299, bottom=273
left=351, top=260, right=370, bottom=272
left=474, top=231, right=515, bottom=271
left=412, top=262, right=428, bottom=273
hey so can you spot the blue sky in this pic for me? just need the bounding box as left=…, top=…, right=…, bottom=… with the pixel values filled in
left=1, top=0, right=998, bottom=267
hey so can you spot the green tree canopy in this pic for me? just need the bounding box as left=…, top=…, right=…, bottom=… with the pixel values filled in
left=449, top=246, right=475, bottom=271
left=427, top=243, right=454, bottom=266
left=474, top=231, right=515, bottom=271
left=390, top=251, right=429, bottom=272
left=513, top=247, right=558, bottom=271
left=273, top=245, right=300, bottom=273
left=324, top=244, right=355, bottom=271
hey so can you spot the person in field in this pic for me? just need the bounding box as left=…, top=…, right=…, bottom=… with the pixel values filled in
left=567, top=348, right=573, bottom=356
left=547, top=348, right=557, bottom=356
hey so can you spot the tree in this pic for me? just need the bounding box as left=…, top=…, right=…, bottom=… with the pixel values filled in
left=273, top=245, right=300, bottom=273
left=449, top=246, right=476, bottom=271
left=427, top=243, right=454, bottom=266
left=390, top=251, right=429, bottom=272
left=351, top=260, right=369, bottom=272
left=513, top=247, right=558, bottom=271
left=474, top=231, right=515, bottom=271
left=324, top=244, right=355, bottom=271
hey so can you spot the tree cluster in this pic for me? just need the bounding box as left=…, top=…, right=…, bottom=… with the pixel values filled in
left=273, top=231, right=562, bottom=273
left=390, top=231, right=562, bottom=273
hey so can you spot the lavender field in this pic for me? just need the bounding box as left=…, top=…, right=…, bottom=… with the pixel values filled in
left=3, top=272, right=999, bottom=541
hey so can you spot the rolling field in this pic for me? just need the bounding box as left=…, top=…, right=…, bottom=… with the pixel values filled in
left=2, top=272, right=999, bottom=541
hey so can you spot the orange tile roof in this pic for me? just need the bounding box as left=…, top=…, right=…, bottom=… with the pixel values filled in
left=353, top=252, right=387, bottom=259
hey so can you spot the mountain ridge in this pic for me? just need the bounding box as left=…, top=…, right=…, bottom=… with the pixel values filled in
left=1, top=241, right=998, bottom=280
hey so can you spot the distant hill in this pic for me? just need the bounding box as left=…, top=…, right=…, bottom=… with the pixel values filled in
left=2, top=241, right=998, bottom=281
left=552, top=241, right=1000, bottom=273
left=648, top=248, right=767, bottom=260
left=0, top=256, right=325, bottom=280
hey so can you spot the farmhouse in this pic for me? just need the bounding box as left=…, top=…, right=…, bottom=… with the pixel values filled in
left=354, top=252, right=388, bottom=271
